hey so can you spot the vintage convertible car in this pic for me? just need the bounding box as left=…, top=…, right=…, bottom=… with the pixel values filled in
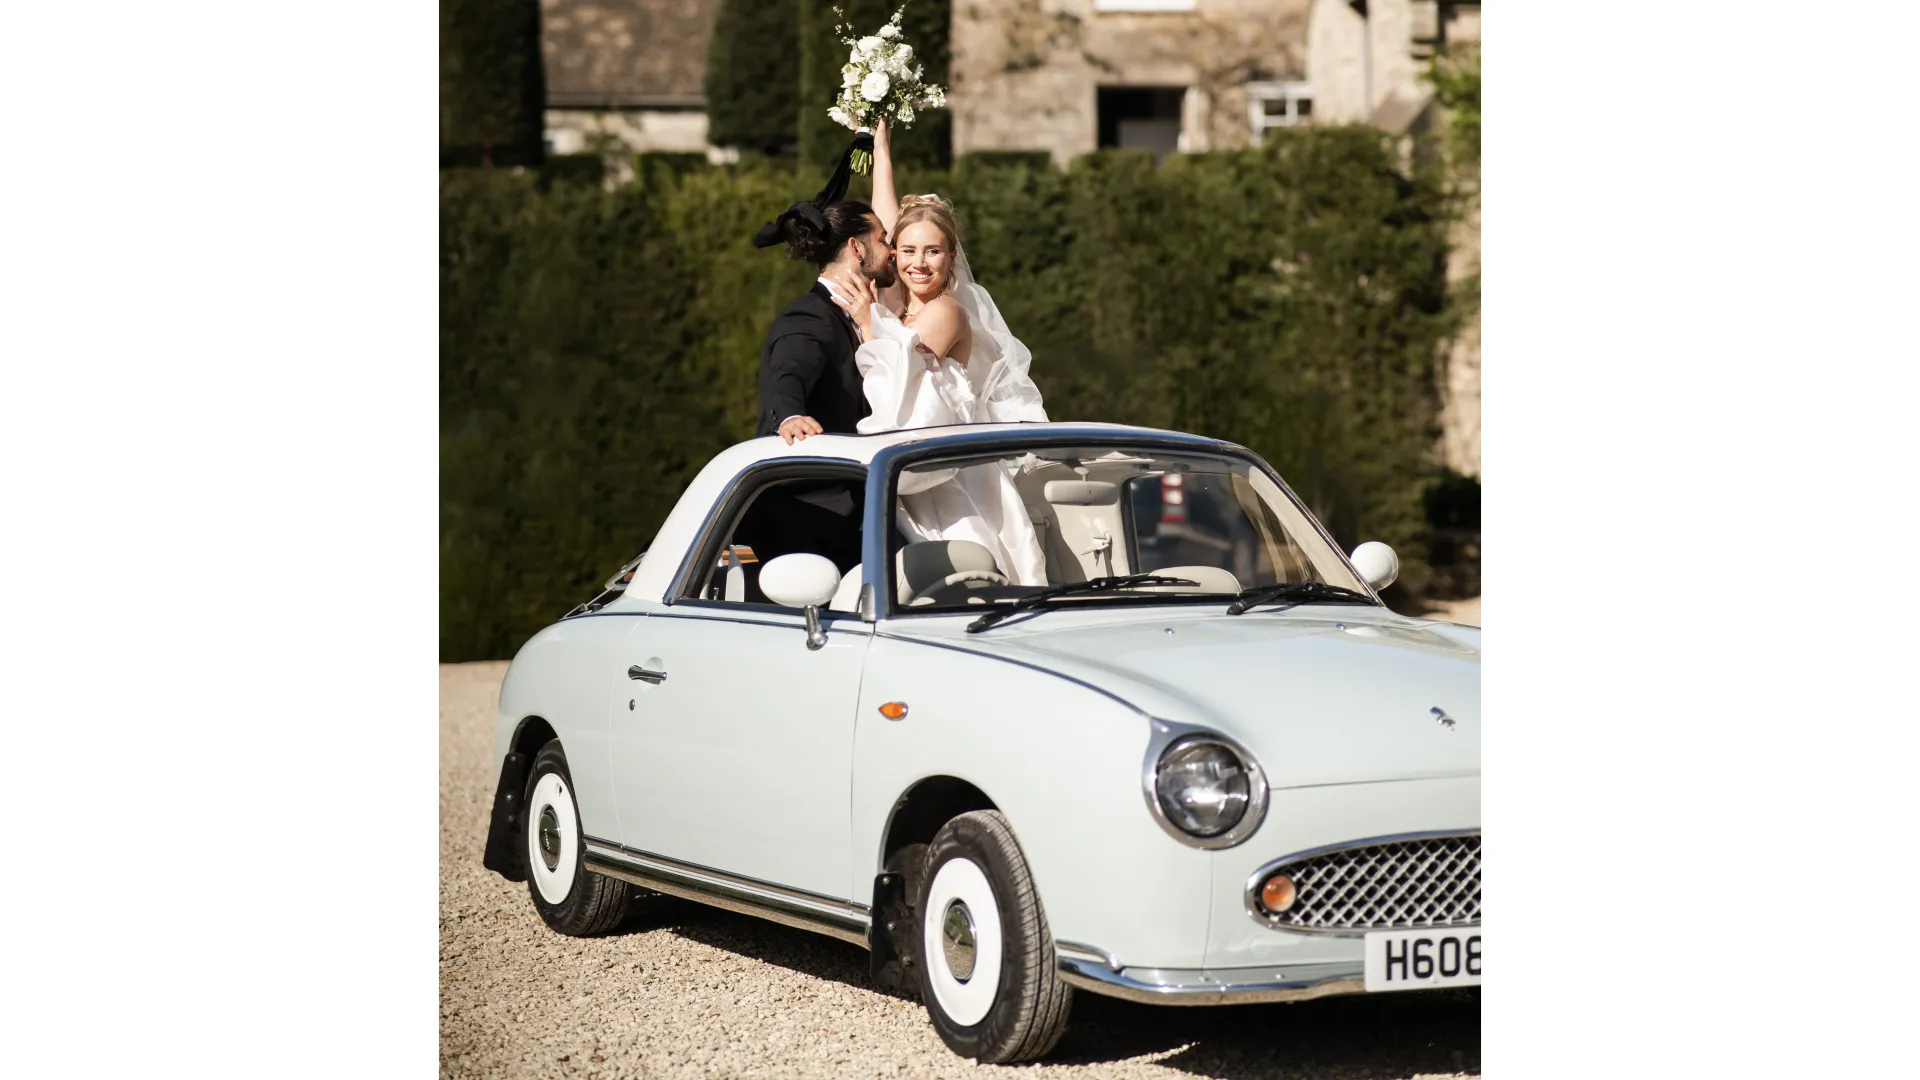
left=481, top=423, right=1480, bottom=1063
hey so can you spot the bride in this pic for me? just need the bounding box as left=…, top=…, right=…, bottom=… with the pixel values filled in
left=821, top=118, right=1051, bottom=587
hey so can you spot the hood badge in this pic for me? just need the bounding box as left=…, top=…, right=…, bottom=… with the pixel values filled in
left=1430, top=707, right=1457, bottom=730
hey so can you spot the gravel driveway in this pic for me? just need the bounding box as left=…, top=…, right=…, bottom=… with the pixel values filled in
left=440, top=661, right=1480, bottom=1079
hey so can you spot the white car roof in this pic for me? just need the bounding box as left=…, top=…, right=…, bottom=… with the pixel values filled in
left=719, top=421, right=1173, bottom=466
left=621, top=422, right=1225, bottom=605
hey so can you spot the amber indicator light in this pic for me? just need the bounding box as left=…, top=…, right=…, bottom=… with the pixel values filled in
left=1260, top=874, right=1297, bottom=914
left=879, top=701, right=909, bottom=720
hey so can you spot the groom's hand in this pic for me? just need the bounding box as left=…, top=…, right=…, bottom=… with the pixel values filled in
left=778, top=415, right=824, bottom=444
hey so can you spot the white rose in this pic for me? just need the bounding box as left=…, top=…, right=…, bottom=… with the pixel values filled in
left=861, top=70, right=891, bottom=103
left=895, top=44, right=913, bottom=64
left=842, top=66, right=859, bottom=88
left=857, top=35, right=881, bottom=57
left=829, top=105, right=852, bottom=128
left=879, top=24, right=900, bottom=39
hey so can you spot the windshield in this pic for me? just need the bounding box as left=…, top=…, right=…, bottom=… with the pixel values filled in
left=888, top=446, right=1366, bottom=615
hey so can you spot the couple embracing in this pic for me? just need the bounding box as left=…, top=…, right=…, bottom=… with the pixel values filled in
left=751, top=121, right=1049, bottom=587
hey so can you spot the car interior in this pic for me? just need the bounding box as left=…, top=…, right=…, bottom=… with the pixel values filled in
left=686, top=452, right=1320, bottom=614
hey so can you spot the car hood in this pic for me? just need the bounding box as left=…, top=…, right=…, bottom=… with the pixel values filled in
left=884, top=604, right=1480, bottom=789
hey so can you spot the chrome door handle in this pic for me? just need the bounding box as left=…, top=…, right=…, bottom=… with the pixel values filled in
left=628, top=665, right=667, bottom=684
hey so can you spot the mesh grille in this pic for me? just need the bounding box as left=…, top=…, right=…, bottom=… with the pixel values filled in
left=1262, top=834, right=1480, bottom=931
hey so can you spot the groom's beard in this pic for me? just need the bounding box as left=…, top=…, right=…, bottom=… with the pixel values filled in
left=861, top=246, right=898, bottom=288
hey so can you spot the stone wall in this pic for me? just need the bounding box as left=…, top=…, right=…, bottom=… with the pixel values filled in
left=951, top=0, right=1313, bottom=164
left=1439, top=189, right=1480, bottom=478
left=545, top=108, right=717, bottom=157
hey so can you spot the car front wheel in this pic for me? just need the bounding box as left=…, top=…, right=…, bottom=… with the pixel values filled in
left=523, top=742, right=629, bottom=936
left=915, top=810, right=1073, bottom=1062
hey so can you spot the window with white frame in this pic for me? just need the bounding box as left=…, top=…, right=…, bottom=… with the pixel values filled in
left=1248, top=82, right=1313, bottom=141
left=1093, top=1, right=1196, bottom=12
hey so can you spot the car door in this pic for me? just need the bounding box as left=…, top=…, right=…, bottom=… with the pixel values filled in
left=611, top=611, right=869, bottom=899
left=608, top=464, right=872, bottom=901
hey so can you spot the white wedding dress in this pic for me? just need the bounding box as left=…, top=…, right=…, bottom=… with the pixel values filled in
left=851, top=246, right=1051, bottom=587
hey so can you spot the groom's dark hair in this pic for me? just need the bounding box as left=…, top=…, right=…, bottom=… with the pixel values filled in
left=776, top=200, right=877, bottom=268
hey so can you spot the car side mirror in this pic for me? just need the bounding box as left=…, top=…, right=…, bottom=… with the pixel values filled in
left=758, top=553, right=843, bottom=650
left=1349, top=542, right=1399, bottom=591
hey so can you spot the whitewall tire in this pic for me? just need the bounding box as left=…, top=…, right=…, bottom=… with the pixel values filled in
left=921, top=857, right=1005, bottom=1026
left=522, top=742, right=630, bottom=937
left=527, top=771, right=580, bottom=904
left=914, top=810, right=1073, bottom=1063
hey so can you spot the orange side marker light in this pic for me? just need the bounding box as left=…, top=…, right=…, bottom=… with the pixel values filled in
left=1261, top=874, right=1297, bottom=914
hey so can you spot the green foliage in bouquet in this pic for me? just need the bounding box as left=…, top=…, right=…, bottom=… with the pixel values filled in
left=799, top=0, right=951, bottom=172
left=440, top=0, right=547, bottom=167
left=439, top=129, right=1456, bottom=660
left=705, top=0, right=804, bottom=156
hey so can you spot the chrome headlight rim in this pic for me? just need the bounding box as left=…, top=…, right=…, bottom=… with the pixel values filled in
left=1141, top=722, right=1269, bottom=850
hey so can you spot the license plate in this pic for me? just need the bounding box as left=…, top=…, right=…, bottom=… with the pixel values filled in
left=1363, top=927, right=1481, bottom=991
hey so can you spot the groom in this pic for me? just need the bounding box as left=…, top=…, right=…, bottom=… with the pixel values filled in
left=755, top=198, right=897, bottom=444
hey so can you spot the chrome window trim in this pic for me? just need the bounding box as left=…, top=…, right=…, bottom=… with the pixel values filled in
left=663, top=457, right=866, bottom=606
left=583, top=837, right=871, bottom=947
left=1054, top=948, right=1367, bottom=1007
left=664, top=599, right=871, bottom=631
left=1243, top=828, right=1482, bottom=936
left=1140, top=720, right=1270, bottom=850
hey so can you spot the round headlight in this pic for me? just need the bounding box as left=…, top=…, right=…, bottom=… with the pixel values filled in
left=1154, top=739, right=1252, bottom=838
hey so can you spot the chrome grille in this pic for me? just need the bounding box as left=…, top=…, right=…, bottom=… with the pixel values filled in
left=1257, top=833, right=1480, bottom=932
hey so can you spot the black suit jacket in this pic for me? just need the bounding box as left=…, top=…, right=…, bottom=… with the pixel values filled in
left=756, top=282, right=870, bottom=438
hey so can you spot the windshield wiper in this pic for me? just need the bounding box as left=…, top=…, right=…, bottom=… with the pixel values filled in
left=1225, top=580, right=1378, bottom=615
left=965, top=574, right=1201, bottom=633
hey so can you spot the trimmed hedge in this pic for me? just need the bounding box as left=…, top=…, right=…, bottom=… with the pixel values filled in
left=440, top=0, right=546, bottom=167
left=441, top=127, right=1456, bottom=660
left=705, top=0, right=804, bottom=155
left=799, top=0, right=951, bottom=170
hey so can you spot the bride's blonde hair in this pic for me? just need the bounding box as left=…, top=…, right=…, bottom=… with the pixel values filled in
left=895, top=194, right=962, bottom=293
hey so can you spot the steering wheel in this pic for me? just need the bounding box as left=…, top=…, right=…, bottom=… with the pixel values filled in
left=939, top=569, right=1009, bottom=589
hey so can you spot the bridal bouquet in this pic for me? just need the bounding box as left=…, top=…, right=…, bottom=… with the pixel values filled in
left=827, top=4, right=946, bottom=173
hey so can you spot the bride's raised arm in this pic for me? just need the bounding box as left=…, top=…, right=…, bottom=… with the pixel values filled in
left=869, top=118, right=907, bottom=313
left=871, top=117, right=899, bottom=236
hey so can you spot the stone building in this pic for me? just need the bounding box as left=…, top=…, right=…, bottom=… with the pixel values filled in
left=951, top=0, right=1478, bottom=162
left=539, top=0, right=731, bottom=163
left=952, top=1, right=1481, bottom=479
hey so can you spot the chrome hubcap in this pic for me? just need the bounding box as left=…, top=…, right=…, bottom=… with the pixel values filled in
left=537, top=806, right=562, bottom=871
left=941, top=899, right=977, bottom=982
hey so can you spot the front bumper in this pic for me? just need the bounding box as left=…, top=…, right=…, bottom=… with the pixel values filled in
left=1055, top=941, right=1364, bottom=1006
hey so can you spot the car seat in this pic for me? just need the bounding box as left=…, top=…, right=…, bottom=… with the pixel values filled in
left=895, top=540, right=1008, bottom=605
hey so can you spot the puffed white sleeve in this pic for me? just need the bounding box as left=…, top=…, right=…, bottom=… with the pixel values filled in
left=854, top=304, right=978, bottom=437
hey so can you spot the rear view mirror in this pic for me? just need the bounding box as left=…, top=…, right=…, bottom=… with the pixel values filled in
left=1042, top=480, right=1119, bottom=506
left=1348, top=542, right=1399, bottom=591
